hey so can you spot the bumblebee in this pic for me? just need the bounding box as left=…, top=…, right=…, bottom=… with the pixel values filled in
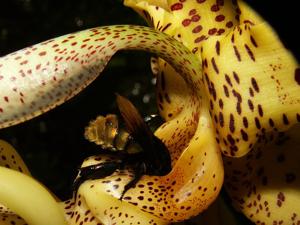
left=73, top=95, right=171, bottom=199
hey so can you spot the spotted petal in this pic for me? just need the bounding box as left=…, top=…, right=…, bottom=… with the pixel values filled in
left=0, top=25, right=224, bottom=223
left=124, top=0, right=245, bottom=53
left=224, top=124, right=300, bottom=224
left=66, top=110, right=223, bottom=223
left=0, top=25, right=201, bottom=129
left=201, top=10, right=299, bottom=157
left=125, top=0, right=300, bottom=158
left=0, top=140, right=65, bottom=225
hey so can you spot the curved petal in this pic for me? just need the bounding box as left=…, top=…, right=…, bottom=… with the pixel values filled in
left=152, top=58, right=199, bottom=162
left=0, top=24, right=223, bottom=223
left=0, top=166, right=66, bottom=225
left=224, top=124, right=300, bottom=224
left=62, top=155, right=169, bottom=225
left=68, top=112, right=223, bottom=222
left=0, top=25, right=202, bottom=129
left=124, top=0, right=243, bottom=53
left=152, top=57, right=188, bottom=122
left=0, top=140, right=64, bottom=224
left=125, top=0, right=300, bottom=158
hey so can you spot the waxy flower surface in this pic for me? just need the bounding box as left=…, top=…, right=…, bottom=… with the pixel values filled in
left=0, top=1, right=299, bottom=225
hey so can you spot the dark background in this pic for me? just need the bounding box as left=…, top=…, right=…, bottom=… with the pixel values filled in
left=0, top=0, right=298, bottom=212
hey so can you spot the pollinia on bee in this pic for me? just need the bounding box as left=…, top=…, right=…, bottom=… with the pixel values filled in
left=84, top=114, right=143, bottom=154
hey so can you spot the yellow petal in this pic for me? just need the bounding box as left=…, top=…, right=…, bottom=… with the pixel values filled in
left=0, top=167, right=66, bottom=225
left=224, top=124, right=300, bottom=224
left=69, top=106, right=223, bottom=223
left=201, top=14, right=299, bottom=157
left=124, top=0, right=242, bottom=54
left=62, top=155, right=169, bottom=225
left=152, top=58, right=188, bottom=122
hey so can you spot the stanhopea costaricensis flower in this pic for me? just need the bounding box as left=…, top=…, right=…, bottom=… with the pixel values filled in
left=0, top=0, right=299, bottom=225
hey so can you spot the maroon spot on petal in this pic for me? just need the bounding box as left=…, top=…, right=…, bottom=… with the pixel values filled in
left=217, top=29, right=225, bottom=35
left=189, top=9, right=197, bottom=16
left=277, top=192, right=285, bottom=202
left=171, top=3, right=183, bottom=11
left=194, top=35, right=206, bottom=43
left=229, top=114, right=235, bottom=133
left=243, top=117, right=248, bottom=128
left=192, top=47, right=198, bottom=53
left=215, top=15, right=225, bottom=22
left=236, top=103, right=242, bottom=114
left=255, top=117, right=261, bottom=129
left=192, top=25, right=203, bottom=33
left=223, top=85, right=229, bottom=97
left=258, top=104, right=263, bottom=117
left=282, top=113, right=289, bottom=125
left=219, top=112, right=224, bottom=127
left=197, top=0, right=206, bottom=3
left=208, top=28, right=217, bottom=35
left=211, top=57, right=219, bottom=74
left=226, top=21, right=234, bottom=28
left=191, top=15, right=201, bottom=22
left=277, top=200, right=282, bottom=207
left=211, top=4, right=220, bottom=12
left=233, top=45, right=241, bottom=61
left=245, top=44, right=255, bottom=61
left=161, top=23, right=172, bottom=32
left=250, top=35, right=258, bottom=47
left=231, top=34, right=235, bottom=43
left=182, top=19, right=191, bottom=27
left=251, top=77, right=260, bottom=92
left=227, top=134, right=235, bottom=145
left=294, top=68, right=300, bottom=85
left=241, top=129, right=248, bottom=141
left=218, top=99, right=223, bottom=109
left=269, top=118, right=275, bottom=127
left=225, top=74, right=232, bottom=87
left=233, top=71, right=240, bottom=84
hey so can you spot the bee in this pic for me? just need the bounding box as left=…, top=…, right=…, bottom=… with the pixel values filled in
left=84, top=113, right=164, bottom=154
left=84, top=114, right=143, bottom=154
left=73, top=94, right=171, bottom=199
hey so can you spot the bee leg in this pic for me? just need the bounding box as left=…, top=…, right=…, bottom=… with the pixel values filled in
left=119, top=161, right=147, bottom=200
left=73, top=161, right=122, bottom=198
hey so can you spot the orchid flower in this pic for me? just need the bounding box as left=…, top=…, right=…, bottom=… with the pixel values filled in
left=0, top=0, right=299, bottom=225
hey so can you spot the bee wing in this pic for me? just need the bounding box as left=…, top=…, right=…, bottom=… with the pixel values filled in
left=116, top=94, right=153, bottom=145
